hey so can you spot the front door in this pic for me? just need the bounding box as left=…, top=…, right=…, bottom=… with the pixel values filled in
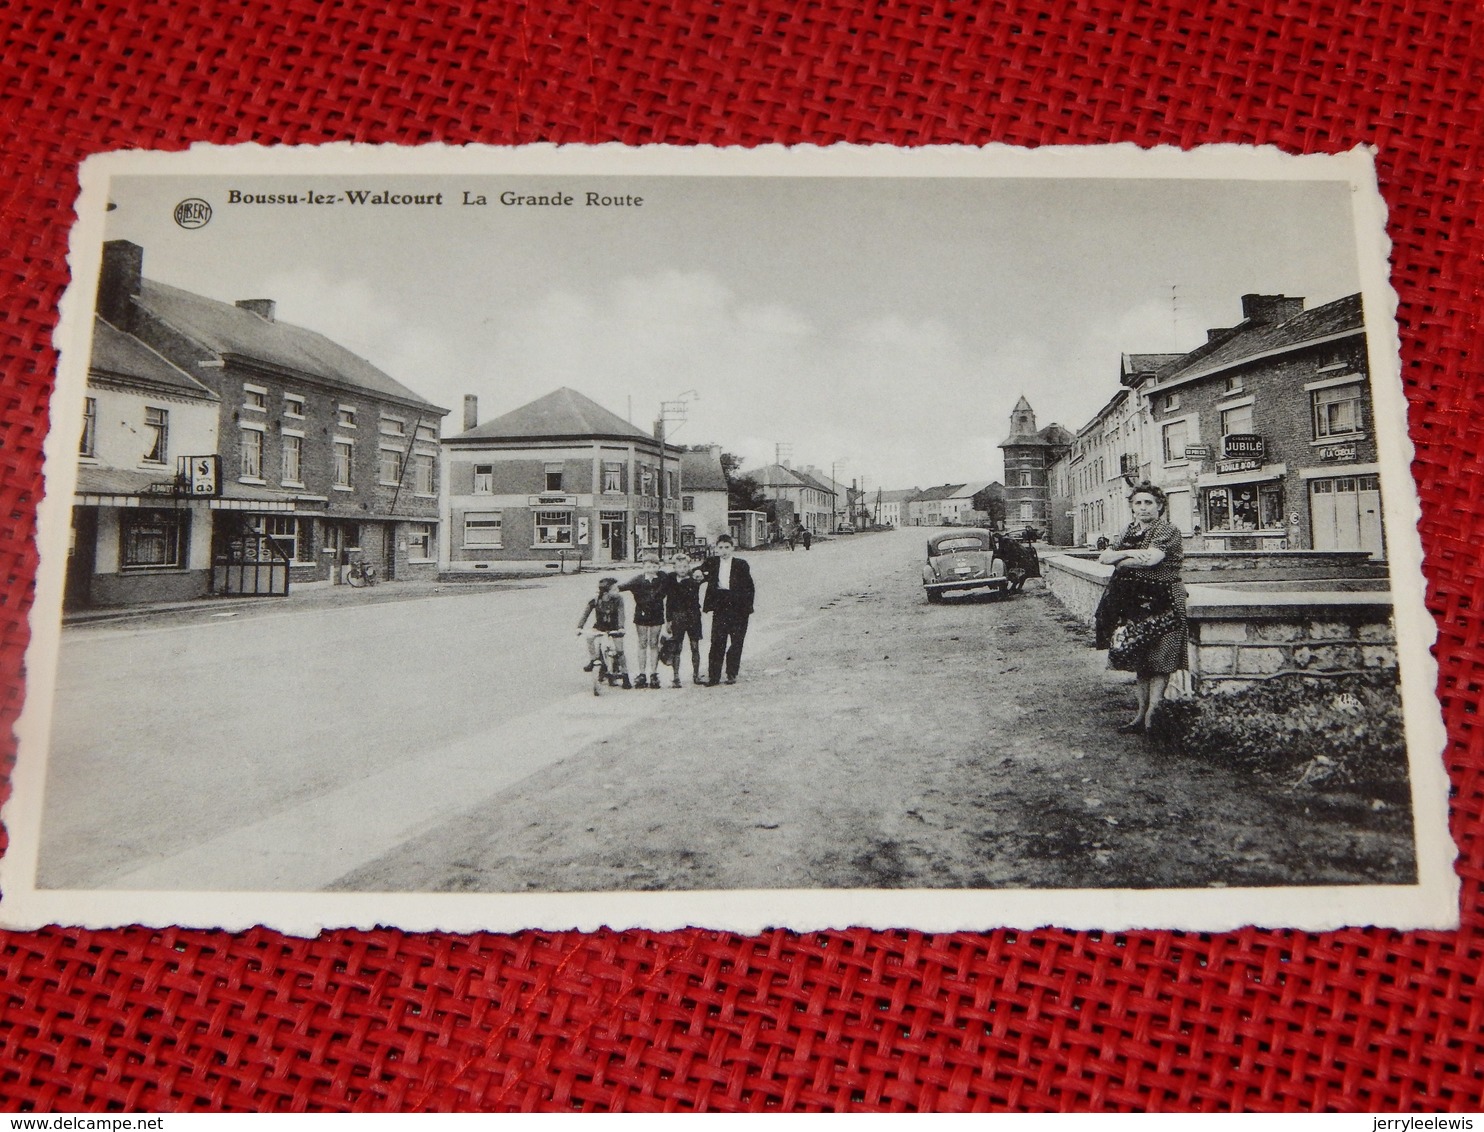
left=601, top=514, right=626, bottom=563
left=64, top=507, right=98, bottom=610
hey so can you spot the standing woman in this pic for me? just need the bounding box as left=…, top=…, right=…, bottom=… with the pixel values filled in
left=1098, top=483, right=1189, bottom=733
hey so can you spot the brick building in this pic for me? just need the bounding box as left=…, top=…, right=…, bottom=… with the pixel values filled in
left=998, top=397, right=1073, bottom=534
left=441, top=388, right=680, bottom=571
left=94, top=241, right=450, bottom=590
left=1147, top=293, right=1380, bottom=556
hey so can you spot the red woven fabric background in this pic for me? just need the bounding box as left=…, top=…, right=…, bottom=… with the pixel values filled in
left=2, top=0, right=1482, bottom=1112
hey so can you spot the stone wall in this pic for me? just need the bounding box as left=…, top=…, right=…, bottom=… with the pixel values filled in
left=1042, top=552, right=1397, bottom=694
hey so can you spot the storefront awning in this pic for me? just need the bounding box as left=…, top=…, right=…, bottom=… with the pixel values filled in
left=1195, top=462, right=1287, bottom=489
left=73, top=466, right=298, bottom=511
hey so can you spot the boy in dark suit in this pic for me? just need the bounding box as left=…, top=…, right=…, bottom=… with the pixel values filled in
left=701, top=535, right=755, bottom=685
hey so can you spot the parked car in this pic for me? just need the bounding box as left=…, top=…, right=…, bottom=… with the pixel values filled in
left=921, top=529, right=1039, bottom=602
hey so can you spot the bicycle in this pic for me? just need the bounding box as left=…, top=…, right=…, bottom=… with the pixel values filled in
left=347, top=559, right=377, bottom=587
left=589, top=629, right=630, bottom=695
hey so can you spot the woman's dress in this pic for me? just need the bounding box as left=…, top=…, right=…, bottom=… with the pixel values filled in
left=1108, top=518, right=1188, bottom=675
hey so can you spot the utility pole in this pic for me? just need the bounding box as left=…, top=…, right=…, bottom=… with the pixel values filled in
left=656, top=393, right=696, bottom=555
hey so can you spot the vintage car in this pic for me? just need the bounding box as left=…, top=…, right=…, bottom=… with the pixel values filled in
left=921, top=529, right=1040, bottom=602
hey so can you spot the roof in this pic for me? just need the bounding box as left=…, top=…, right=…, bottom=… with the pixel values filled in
left=915, top=483, right=966, bottom=502
left=680, top=447, right=728, bottom=492
left=74, top=465, right=300, bottom=505
left=879, top=488, right=921, bottom=503
left=1156, top=293, right=1363, bottom=386
left=90, top=317, right=218, bottom=401
left=1121, top=352, right=1183, bottom=384
left=744, top=464, right=837, bottom=495
left=137, top=280, right=446, bottom=412
left=953, top=480, right=997, bottom=499
left=449, top=387, right=659, bottom=443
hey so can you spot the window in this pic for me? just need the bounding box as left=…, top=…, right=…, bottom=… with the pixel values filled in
left=412, top=453, right=435, bottom=495
left=473, top=464, right=493, bottom=494
left=535, top=510, right=573, bottom=545
left=1164, top=391, right=1181, bottom=412
left=380, top=447, right=403, bottom=485
left=1162, top=418, right=1189, bottom=463
left=415, top=422, right=438, bottom=443
left=121, top=508, right=188, bottom=568
left=544, top=462, right=564, bottom=491
left=639, top=466, right=655, bottom=496
left=337, top=405, right=357, bottom=428
left=1313, top=383, right=1363, bottom=439
left=602, top=462, right=623, bottom=493
left=407, top=523, right=433, bottom=560
left=464, top=512, right=502, bottom=547
left=79, top=396, right=96, bottom=457
left=283, top=393, right=305, bottom=418
left=281, top=433, right=303, bottom=484
left=1221, top=402, right=1254, bottom=436
left=1205, top=482, right=1284, bottom=532
left=666, top=470, right=677, bottom=496
left=682, top=494, right=696, bottom=512
left=143, top=407, right=168, bottom=464
left=1224, top=376, right=1244, bottom=395
left=1018, top=502, right=1034, bottom=522
left=334, top=440, right=353, bottom=487
left=239, top=425, right=264, bottom=479
left=379, top=416, right=406, bottom=436
left=263, top=516, right=313, bottom=563
left=242, top=384, right=267, bottom=412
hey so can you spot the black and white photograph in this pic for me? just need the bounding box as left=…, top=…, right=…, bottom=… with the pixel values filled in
left=2, top=144, right=1457, bottom=934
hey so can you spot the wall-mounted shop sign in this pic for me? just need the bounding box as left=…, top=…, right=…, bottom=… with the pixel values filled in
left=1223, top=433, right=1265, bottom=460
left=1319, top=444, right=1358, bottom=461
left=1216, top=459, right=1263, bottom=474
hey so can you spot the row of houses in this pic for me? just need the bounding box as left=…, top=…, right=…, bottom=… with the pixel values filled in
left=65, top=242, right=740, bottom=609
left=1004, top=292, right=1384, bottom=558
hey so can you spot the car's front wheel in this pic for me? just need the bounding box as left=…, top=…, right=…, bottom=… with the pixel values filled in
left=925, top=589, right=943, bottom=603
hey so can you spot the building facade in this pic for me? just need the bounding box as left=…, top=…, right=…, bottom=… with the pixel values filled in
left=679, top=445, right=729, bottom=548
left=1147, top=293, right=1380, bottom=556
left=95, top=241, right=450, bottom=592
left=875, top=488, right=920, bottom=528
left=744, top=463, right=835, bottom=533
left=441, top=388, right=680, bottom=571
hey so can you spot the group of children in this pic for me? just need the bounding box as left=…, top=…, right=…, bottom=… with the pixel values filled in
left=576, top=553, right=707, bottom=689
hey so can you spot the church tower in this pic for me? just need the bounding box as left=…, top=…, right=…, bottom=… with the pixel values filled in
left=998, top=396, right=1071, bottom=536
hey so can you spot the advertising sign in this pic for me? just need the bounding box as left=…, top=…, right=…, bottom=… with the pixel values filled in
left=1223, top=433, right=1265, bottom=460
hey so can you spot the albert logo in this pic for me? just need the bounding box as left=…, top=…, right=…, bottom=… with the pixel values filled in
left=173, top=198, right=212, bottom=229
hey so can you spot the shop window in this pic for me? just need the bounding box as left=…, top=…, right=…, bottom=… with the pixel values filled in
left=1205, top=482, right=1284, bottom=532
left=121, top=508, right=188, bottom=569
left=544, top=462, right=564, bottom=492
left=464, top=512, right=502, bottom=547
left=240, top=426, right=265, bottom=480
left=80, top=397, right=96, bottom=457
left=407, top=523, right=434, bottom=560
left=1313, top=383, right=1363, bottom=439
left=143, top=406, right=169, bottom=464
left=473, top=464, right=493, bottom=493
left=281, top=434, right=302, bottom=484
left=535, top=510, right=574, bottom=545
left=263, top=516, right=313, bottom=563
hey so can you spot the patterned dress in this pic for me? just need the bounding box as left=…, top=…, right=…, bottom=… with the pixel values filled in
left=1111, top=518, right=1189, bottom=675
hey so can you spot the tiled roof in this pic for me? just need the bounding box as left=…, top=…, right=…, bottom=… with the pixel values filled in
left=879, top=488, right=922, bottom=503
left=137, top=280, right=447, bottom=412
left=915, top=483, right=965, bottom=502
left=90, top=317, right=217, bottom=400
left=451, top=387, right=656, bottom=442
left=1157, top=294, right=1363, bottom=384
left=680, top=448, right=729, bottom=492
left=744, top=464, right=837, bottom=495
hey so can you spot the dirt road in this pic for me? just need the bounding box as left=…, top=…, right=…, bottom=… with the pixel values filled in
left=338, top=533, right=1416, bottom=893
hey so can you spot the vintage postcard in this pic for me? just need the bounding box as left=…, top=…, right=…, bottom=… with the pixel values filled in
left=2, top=143, right=1458, bottom=935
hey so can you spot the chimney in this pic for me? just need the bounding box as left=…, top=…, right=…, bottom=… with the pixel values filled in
left=235, top=299, right=276, bottom=321
left=97, top=240, right=144, bottom=330
left=1207, top=326, right=1233, bottom=343
left=1240, top=293, right=1306, bottom=325
left=463, top=394, right=478, bottom=431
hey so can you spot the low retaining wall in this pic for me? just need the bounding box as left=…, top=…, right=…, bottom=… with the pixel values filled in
left=1043, top=553, right=1397, bottom=694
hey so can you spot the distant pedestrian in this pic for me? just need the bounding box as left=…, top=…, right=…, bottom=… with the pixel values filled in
left=701, top=534, right=755, bottom=685
left=801, top=527, right=812, bottom=550
left=620, top=554, right=671, bottom=689
left=786, top=525, right=797, bottom=551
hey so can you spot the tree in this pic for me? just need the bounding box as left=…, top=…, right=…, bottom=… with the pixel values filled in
left=721, top=452, right=767, bottom=511
left=973, top=483, right=1007, bottom=528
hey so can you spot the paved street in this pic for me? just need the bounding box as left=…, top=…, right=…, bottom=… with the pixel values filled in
left=38, top=528, right=1415, bottom=893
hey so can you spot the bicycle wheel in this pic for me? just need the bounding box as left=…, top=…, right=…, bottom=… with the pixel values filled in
left=593, top=654, right=604, bottom=696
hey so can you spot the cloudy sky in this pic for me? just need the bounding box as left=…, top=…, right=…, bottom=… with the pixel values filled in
left=99, top=165, right=1364, bottom=491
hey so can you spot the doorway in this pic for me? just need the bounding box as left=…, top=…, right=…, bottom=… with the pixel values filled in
left=1309, top=475, right=1384, bottom=558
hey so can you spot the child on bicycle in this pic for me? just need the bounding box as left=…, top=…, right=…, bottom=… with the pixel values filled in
left=577, top=576, right=627, bottom=680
